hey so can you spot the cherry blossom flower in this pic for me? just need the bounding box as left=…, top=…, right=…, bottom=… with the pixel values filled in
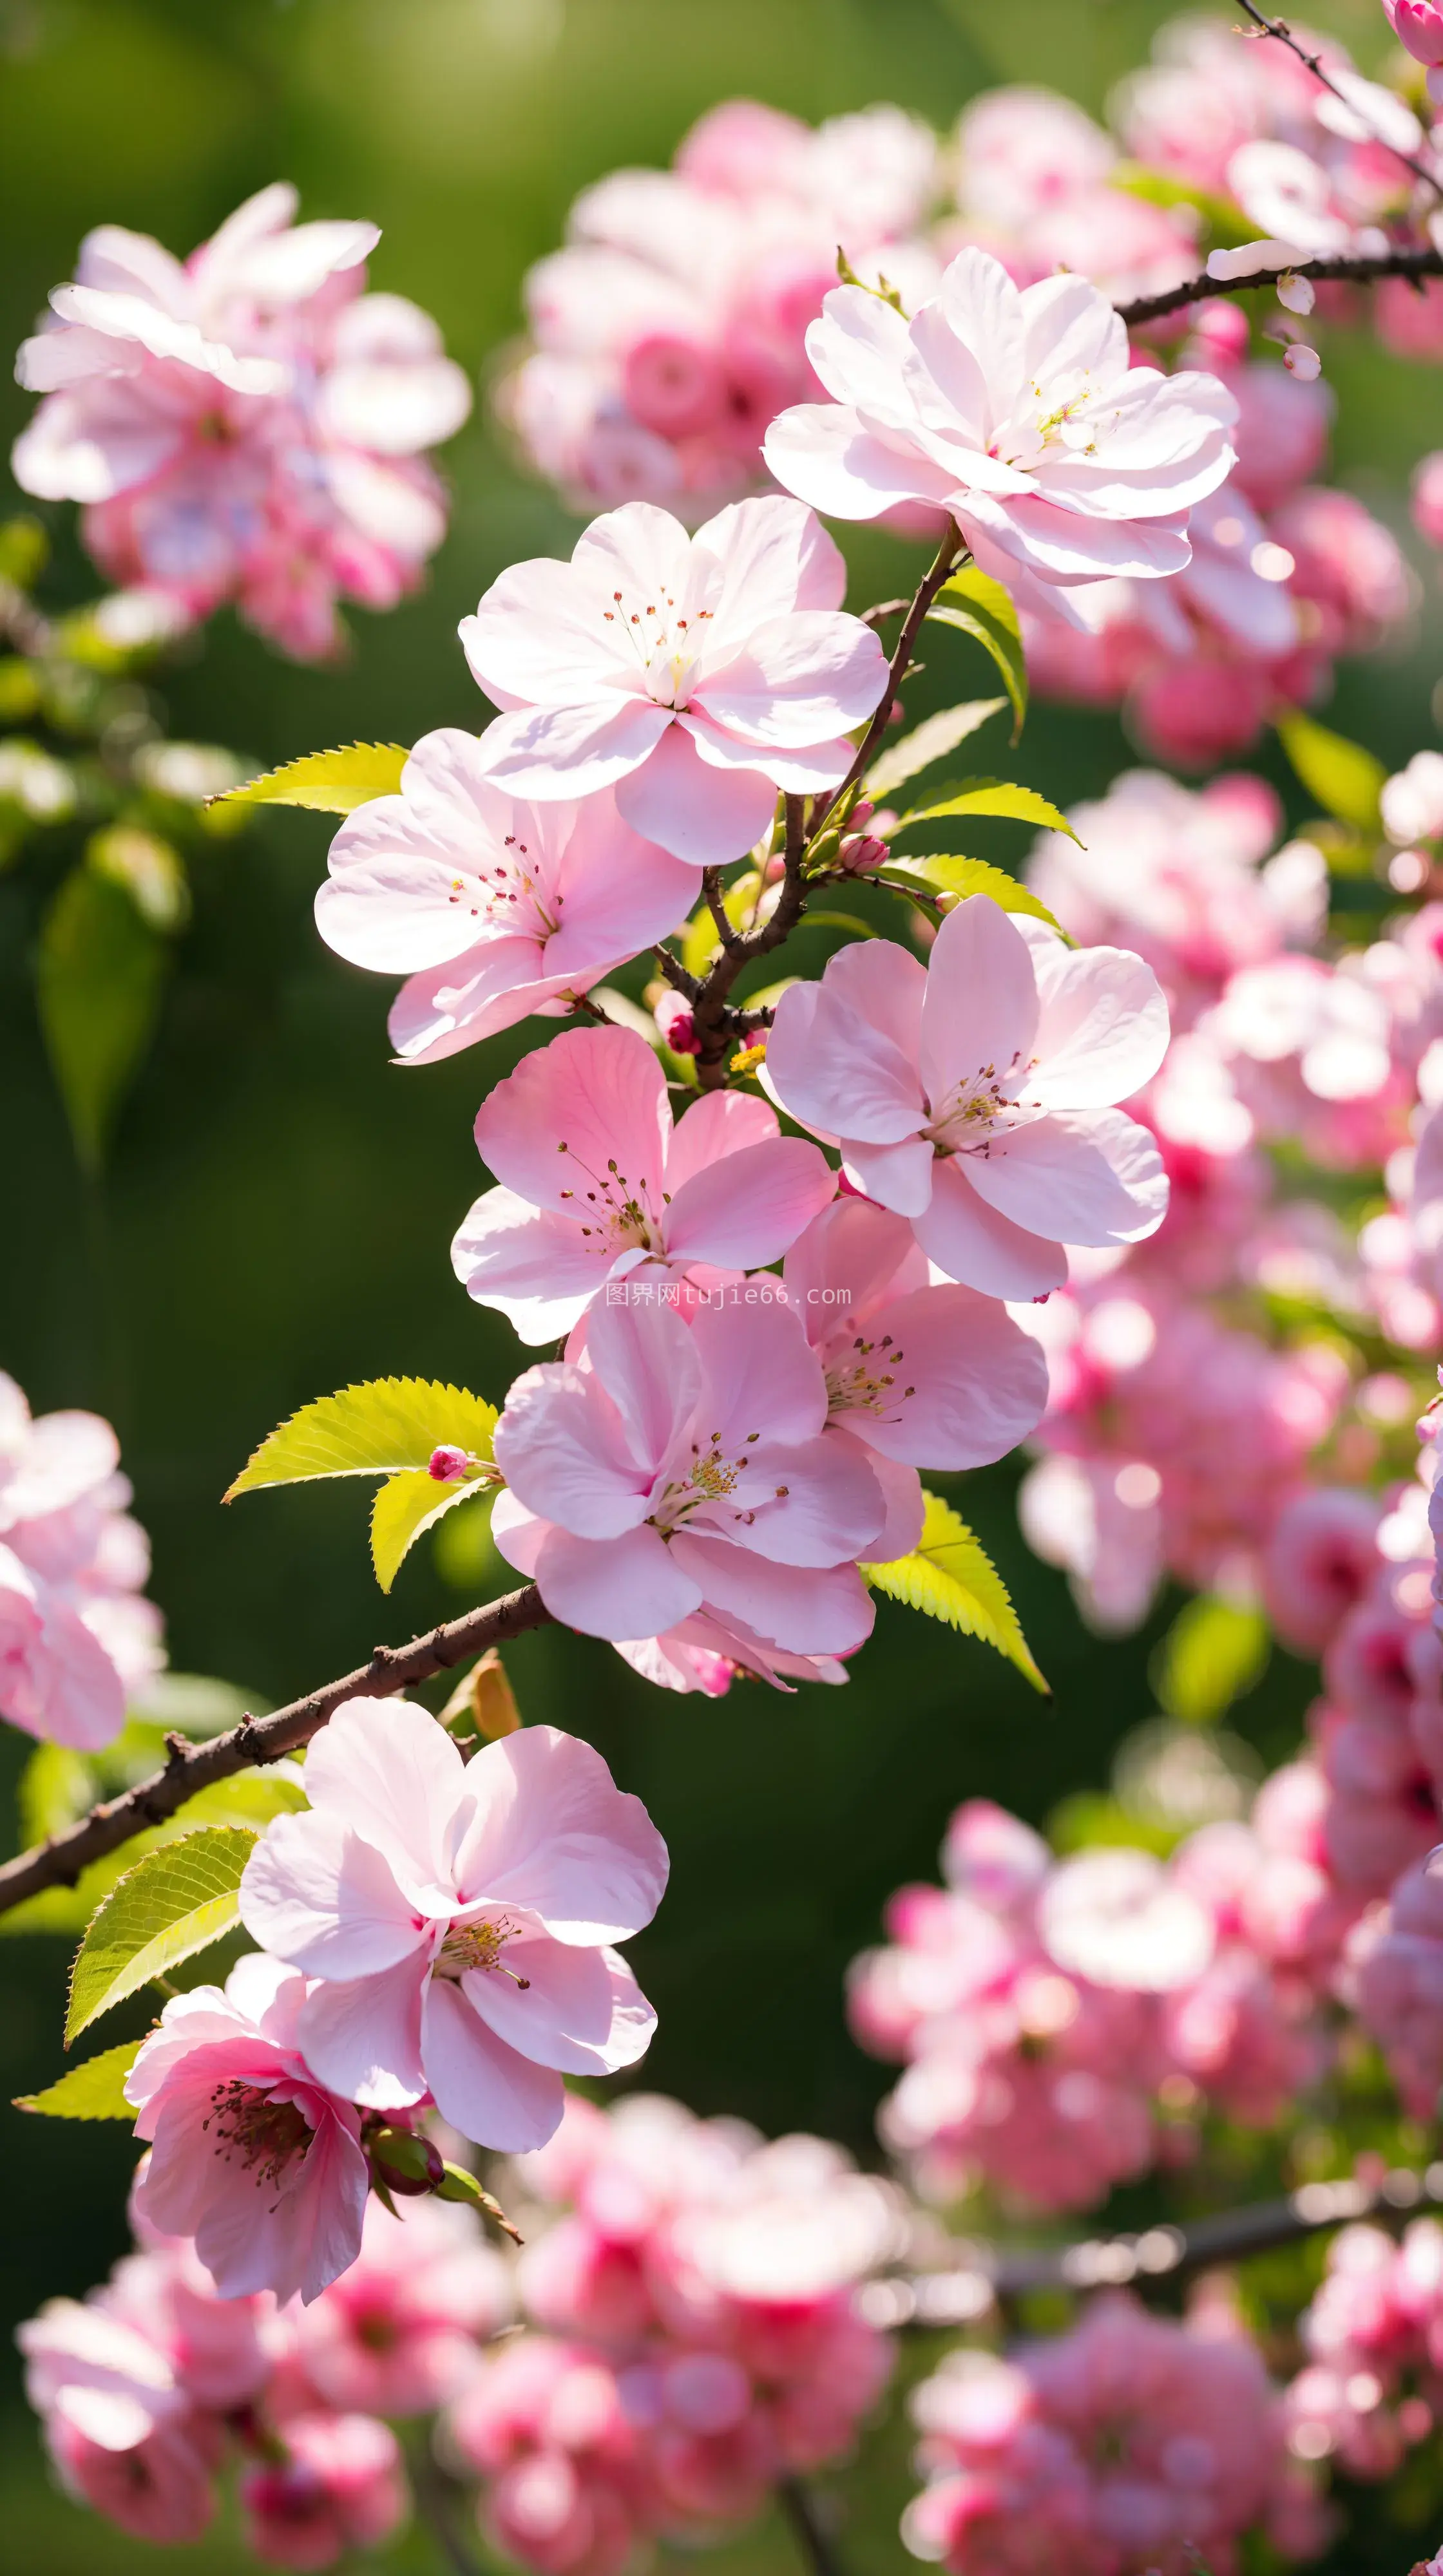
left=238, top=1702, right=667, bottom=2153
left=12, top=185, right=471, bottom=660
left=763, top=895, right=1170, bottom=1300
left=452, top=1023, right=835, bottom=1342
left=240, top=2412, right=408, bottom=2570
left=763, top=248, right=1236, bottom=615
left=314, top=732, right=696, bottom=1064
left=779, top=1197, right=1049, bottom=1467
left=124, top=1953, right=370, bottom=2306
left=489, top=1293, right=895, bottom=1654
left=459, top=495, right=886, bottom=866
left=287, top=2192, right=512, bottom=2417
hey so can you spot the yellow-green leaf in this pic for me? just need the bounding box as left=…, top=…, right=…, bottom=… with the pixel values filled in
left=926, top=568, right=1027, bottom=740
left=227, top=1378, right=499, bottom=1499
left=66, top=1826, right=259, bottom=2044
left=371, top=1468, right=494, bottom=1593
left=894, top=777, right=1079, bottom=840
left=865, top=699, right=1007, bottom=800
left=1276, top=710, right=1385, bottom=836
left=1152, top=1595, right=1270, bottom=1727
left=879, top=855, right=1069, bottom=938
left=17, top=2038, right=142, bottom=2121
left=681, top=869, right=763, bottom=980
left=1, top=1766, right=304, bottom=1943
left=863, top=1492, right=1049, bottom=1694
left=36, top=867, right=168, bottom=1172
left=210, top=742, right=408, bottom=817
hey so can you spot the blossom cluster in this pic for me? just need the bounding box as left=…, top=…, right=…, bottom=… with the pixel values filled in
left=12, top=184, right=472, bottom=659
left=0, top=1370, right=163, bottom=1751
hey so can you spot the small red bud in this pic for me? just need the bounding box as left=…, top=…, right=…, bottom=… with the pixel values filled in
left=428, top=1444, right=471, bottom=1482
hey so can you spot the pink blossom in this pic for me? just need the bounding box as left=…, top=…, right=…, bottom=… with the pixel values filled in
left=240, top=2412, right=406, bottom=2570
left=1384, top=1, right=1443, bottom=71
left=239, top=1701, right=667, bottom=2153
left=125, top=1953, right=370, bottom=2306
left=1413, top=450, right=1443, bottom=547
left=780, top=1196, right=1048, bottom=1468
left=490, top=1292, right=894, bottom=1655
left=288, top=2192, right=511, bottom=2416
left=459, top=495, right=886, bottom=866
left=12, top=185, right=470, bottom=659
left=43, top=2414, right=218, bottom=2544
left=763, top=895, right=1169, bottom=1300
left=1263, top=1487, right=1385, bottom=1655
left=1350, top=1848, right=1443, bottom=2115
left=764, top=248, right=1236, bottom=614
left=315, top=731, right=696, bottom=1064
left=452, top=1023, right=834, bottom=1341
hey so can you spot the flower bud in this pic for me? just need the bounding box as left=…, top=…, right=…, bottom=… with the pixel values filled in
left=653, top=987, right=699, bottom=1055
left=838, top=833, right=890, bottom=873
left=367, top=2126, right=446, bottom=2197
left=428, top=1443, right=472, bottom=1482
left=441, top=1646, right=522, bottom=1741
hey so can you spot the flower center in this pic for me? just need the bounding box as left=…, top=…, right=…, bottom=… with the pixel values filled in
left=445, top=833, right=560, bottom=940
left=600, top=586, right=714, bottom=707
left=556, top=1142, right=665, bottom=1253
left=826, top=1332, right=916, bottom=1423
left=436, top=1915, right=530, bottom=1987
left=650, top=1427, right=792, bottom=1535
left=924, top=1054, right=1040, bottom=1157
left=202, top=2081, right=313, bottom=2190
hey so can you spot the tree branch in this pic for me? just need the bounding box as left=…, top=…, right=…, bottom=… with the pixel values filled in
left=0, top=1584, right=552, bottom=1918
left=1117, top=239, right=1443, bottom=330
left=814, top=521, right=962, bottom=833
left=1235, top=0, right=1443, bottom=204
left=867, top=2160, right=1443, bottom=2329
left=778, top=2476, right=848, bottom=2576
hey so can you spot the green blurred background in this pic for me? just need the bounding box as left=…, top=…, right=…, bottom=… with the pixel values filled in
left=1, top=0, right=1440, bottom=2566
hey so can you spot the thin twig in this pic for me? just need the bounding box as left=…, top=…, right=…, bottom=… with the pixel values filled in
left=813, top=523, right=962, bottom=834
left=0, top=1584, right=551, bottom=1918
left=1235, top=0, right=1443, bottom=204
left=778, top=2476, right=848, bottom=2576
left=1117, top=238, right=1443, bottom=329
left=868, top=2160, right=1443, bottom=2330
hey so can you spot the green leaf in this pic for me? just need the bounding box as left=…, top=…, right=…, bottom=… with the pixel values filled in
left=1276, top=710, right=1386, bottom=836
left=17, top=2038, right=142, bottom=2121
left=433, top=1486, right=504, bottom=1593
left=210, top=742, right=408, bottom=817
left=371, top=1468, right=493, bottom=1593
left=36, top=867, right=169, bottom=1171
left=227, top=1378, right=499, bottom=1499
left=1152, top=1595, right=1270, bottom=1726
left=18, top=1743, right=94, bottom=1850
left=863, top=1492, right=1049, bottom=1694
left=1109, top=160, right=1256, bottom=246
left=865, top=699, right=1007, bottom=799
left=926, top=567, right=1027, bottom=741
left=836, top=247, right=904, bottom=312
left=66, top=1826, right=259, bottom=2045
left=879, top=855, right=1069, bottom=938
left=894, top=777, right=1079, bottom=840
left=0, top=1770, right=304, bottom=1943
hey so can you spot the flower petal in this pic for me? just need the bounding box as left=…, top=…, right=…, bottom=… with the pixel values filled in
left=301, top=1696, right=466, bottom=1894
left=964, top=1106, right=1168, bottom=1248
left=472, top=1023, right=670, bottom=1219
left=450, top=1721, right=669, bottom=1943
left=531, top=1521, right=702, bottom=1640
left=461, top=1933, right=655, bottom=2076
left=420, top=1977, right=566, bottom=2152
left=913, top=1160, right=1067, bottom=1299
left=238, top=1811, right=432, bottom=1980
left=452, top=1191, right=611, bottom=1345
left=1029, top=940, right=1171, bottom=1108
left=294, top=1955, right=428, bottom=2110
left=614, top=724, right=778, bottom=866
left=765, top=978, right=925, bottom=1148
left=919, top=896, right=1040, bottom=1107
left=664, top=1137, right=836, bottom=1271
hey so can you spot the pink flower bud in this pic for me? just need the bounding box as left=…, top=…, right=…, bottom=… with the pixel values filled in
left=428, top=1444, right=471, bottom=1482
left=1384, top=0, right=1443, bottom=71
left=837, top=833, right=890, bottom=873
left=653, top=989, right=699, bottom=1055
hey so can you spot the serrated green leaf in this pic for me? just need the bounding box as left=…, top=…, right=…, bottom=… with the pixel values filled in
left=66, top=1827, right=258, bottom=2044
left=0, top=1768, right=303, bottom=1943
left=226, top=1378, right=499, bottom=1499
left=1276, top=710, right=1385, bottom=836
left=879, top=855, right=1069, bottom=938
left=18, top=1742, right=94, bottom=1850
left=1152, top=1595, right=1270, bottom=1726
left=371, top=1469, right=495, bottom=1593
left=926, top=568, right=1027, bottom=740
left=210, top=742, right=408, bottom=816
left=17, top=2038, right=142, bottom=2121
left=894, top=777, right=1080, bottom=840
left=863, top=1492, right=1048, bottom=1694
left=37, top=867, right=169, bottom=1171
left=865, top=699, right=1007, bottom=800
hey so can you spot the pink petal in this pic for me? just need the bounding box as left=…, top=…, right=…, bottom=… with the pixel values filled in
left=964, top=1106, right=1168, bottom=1248
left=570, top=501, right=698, bottom=625
left=420, top=1978, right=566, bottom=2152
left=1029, top=941, right=1171, bottom=1108
left=386, top=942, right=569, bottom=1064
left=764, top=402, right=959, bottom=521
left=690, top=1294, right=828, bottom=1448
left=919, top=897, right=1040, bottom=1107
left=459, top=552, right=644, bottom=706
left=691, top=493, right=847, bottom=629
left=450, top=1723, right=669, bottom=1942
left=782, top=1197, right=922, bottom=1328
left=663, top=1086, right=778, bottom=1193
left=829, top=1281, right=1049, bottom=1466
left=614, top=725, right=778, bottom=866
left=765, top=981, right=925, bottom=1148
left=533, top=1522, right=702, bottom=1640
left=682, top=713, right=854, bottom=796
left=692, top=609, right=886, bottom=746
left=295, top=1955, right=428, bottom=2109
left=460, top=1933, right=655, bottom=2076
left=819, top=934, right=929, bottom=1066
left=913, top=1159, right=1067, bottom=1300
left=802, top=284, right=916, bottom=419
left=585, top=1292, right=704, bottom=1468
left=673, top=1535, right=876, bottom=1656
left=452, top=1191, right=610, bottom=1345
left=301, top=1695, right=466, bottom=1887
left=238, top=1812, right=431, bottom=1980
left=725, top=1423, right=890, bottom=1566
left=493, top=1359, right=659, bottom=1537
left=663, top=1137, right=836, bottom=1269
left=472, top=697, right=673, bottom=799
left=473, top=1024, right=670, bottom=1218
left=542, top=820, right=696, bottom=974
left=859, top=1444, right=926, bottom=1557
left=839, top=1137, right=936, bottom=1216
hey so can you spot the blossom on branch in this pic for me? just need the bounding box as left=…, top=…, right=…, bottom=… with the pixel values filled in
left=763, top=895, right=1170, bottom=1300
left=459, top=495, right=888, bottom=865
left=238, top=1703, right=667, bottom=2154
left=453, top=1023, right=835, bottom=1342
left=315, top=732, right=696, bottom=1063
left=12, top=184, right=472, bottom=660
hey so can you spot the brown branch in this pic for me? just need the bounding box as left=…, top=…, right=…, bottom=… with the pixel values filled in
left=691, top=795, right=809, bottom=1088
left=778, top=2477, right=848, bottom=2576
left=1236, top=1, right=1443, bottom=204
left=0, top=1584, right=552, bottom=1918
left=814, top=522, right=962, bottom=834
left=1118, top=238, right=1443, bottom=330
left=866, top=2161, right=1443, bottom=2330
